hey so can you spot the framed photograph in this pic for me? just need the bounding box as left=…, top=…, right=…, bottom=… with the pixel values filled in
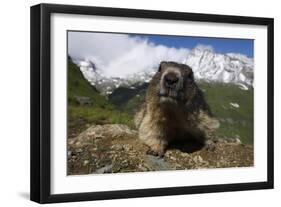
left=30, top=3, right=274, bottom=203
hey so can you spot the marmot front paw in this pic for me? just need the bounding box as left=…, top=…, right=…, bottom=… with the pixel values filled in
left=146, top=148, right=165, bottom=157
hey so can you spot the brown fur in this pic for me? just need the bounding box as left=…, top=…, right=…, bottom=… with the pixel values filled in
left=134, top=61, right=219, bottom=156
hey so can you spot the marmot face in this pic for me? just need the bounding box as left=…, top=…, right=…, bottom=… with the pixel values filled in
left=135, top=61, right=219, bottom=157
left=157, top=61, right=195, bottom=105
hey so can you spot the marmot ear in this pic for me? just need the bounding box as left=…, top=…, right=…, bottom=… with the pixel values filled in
left=158, top=61, right=167, bottom=72
left=189, top=70, right=194, bottom=79
left=185, top=67, right=194, bottom=80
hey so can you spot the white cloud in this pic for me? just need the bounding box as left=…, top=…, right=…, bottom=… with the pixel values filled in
left=68, top=32, right=190, bottom=78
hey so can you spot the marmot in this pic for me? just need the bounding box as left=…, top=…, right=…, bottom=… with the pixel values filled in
left=134, top=61, right=219, bottom=157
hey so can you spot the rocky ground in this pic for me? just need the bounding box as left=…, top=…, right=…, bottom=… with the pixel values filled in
left=67, top=124, right=253, bottom=175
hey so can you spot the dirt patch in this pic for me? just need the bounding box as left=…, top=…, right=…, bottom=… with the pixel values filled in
left=67, top=124, right=253, bottom=175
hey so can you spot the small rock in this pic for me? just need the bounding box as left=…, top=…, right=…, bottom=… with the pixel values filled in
left=95, top=164, right=113, bottom=174
left=74, top=96, right=92, bottom=106
left=123, top=144, right=132, bottom=151
left=76, top=148, right=83, bottom=153
left=67, top=151, right=72, bottom=158
left=165, top=151, right=173, bottom=156
left=144, top=155, right=171, bottom=171
left=219, top=118, right=225, bottom=123
left=181, top=153, right=192, bottom=158
left=226, top=118, right=234, bottom=124
left=112, top=144, right=123, bottom=151
left=94, top=134, right=104, bottom=139
left=83, top=160, right=89, bottom=166
left=138, top=165, right=148, bottom=171
left=225, top=138, right=235, bottom=143
left=215, top=138, right=226, bottom=143
left=235, top=138, right=242, bottom=144
left=68, top=139, right=75, bottom=145
left=205, top=140, right=216, bottom=151
left=193, top=155, right=203, bottom=163
left=122, top=160, right=128, bottom=164
left=169, top=156, right=177, bottom=161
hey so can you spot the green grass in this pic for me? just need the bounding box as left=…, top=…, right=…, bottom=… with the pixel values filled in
left=67, top=58, right=135, bottom=137
left=198, top=82, right=253, bottom=144
left=67, top=58, right=109, bottom=107
left=120, top=94, right=146, bottom=115
left=68, top=105, right=134, bottom=128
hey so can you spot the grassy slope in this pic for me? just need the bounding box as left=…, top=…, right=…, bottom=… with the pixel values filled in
left=67, top=59, right=133, bottom=137
left=68, top=58, right=108, bottom=106
left=198, top=82, right=254, bottom=144
left=108, top=84, right=147, bottom=115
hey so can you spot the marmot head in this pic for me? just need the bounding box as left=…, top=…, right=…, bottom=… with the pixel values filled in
left=157, top=61, right=195, bottom=105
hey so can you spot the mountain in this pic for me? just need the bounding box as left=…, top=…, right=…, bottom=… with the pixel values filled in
left=67, top=57, right=108, bottom=107
left=72, top=45, right=253, bottom=94
left=67, top=57, right=135, bottom=138
left=185, top=45, right=253, bottom=86
left=75, top=59, right=155, bottom=95
left=108, top=83, right=148, bottom=107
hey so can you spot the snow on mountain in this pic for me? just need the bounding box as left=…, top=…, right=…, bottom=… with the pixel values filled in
left=72, top=45, right=253, bottom=95
left=230, top=102, right=240, bottom=108
left=185, top=45, right=253, bottom=85
left=74, top=59, right=158, bottom=95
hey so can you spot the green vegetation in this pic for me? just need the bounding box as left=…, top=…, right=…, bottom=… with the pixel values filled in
left=198, top=82, right=253, bottom=144
left=68, top=57, right=108, bottom=107
left=122, top=93, right=146, bottom=115
left=108, top=84, right=147, bottom=115
left=67, top=58, right=134, bottom=137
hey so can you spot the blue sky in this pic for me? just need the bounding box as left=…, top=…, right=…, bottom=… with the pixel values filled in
left=69, top=31, right=254, bottom=78
left=131, top=34, right=254, bottom=57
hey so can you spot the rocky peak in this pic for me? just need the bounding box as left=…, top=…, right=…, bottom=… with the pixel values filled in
left=70, top=44, right=253, bottom=95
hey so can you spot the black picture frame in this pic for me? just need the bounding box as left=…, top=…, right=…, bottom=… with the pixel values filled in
left=30, top=3, right=274, bottom=204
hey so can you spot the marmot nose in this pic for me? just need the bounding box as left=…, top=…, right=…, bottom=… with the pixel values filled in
left=164, top=73, right=179, bottom=86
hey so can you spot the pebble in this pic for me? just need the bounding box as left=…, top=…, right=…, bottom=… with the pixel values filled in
left=181, top=153, right=192, bottom=158
left=235, top=138, right=242, bottom=144
left=76, top=148, right=83, bottom=153
left=112, top=144, right=123, bottom=151
left=193, top=155, right=203, bottom=163
left=83, top=160, right=89, bottom=166
left=68, top=140, right=75, bottom=145
left=169, top=156, right=177, bottom=161
left=123, top=144, right=132, bottom=151
left=95, top=164, right=113, bottom=174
